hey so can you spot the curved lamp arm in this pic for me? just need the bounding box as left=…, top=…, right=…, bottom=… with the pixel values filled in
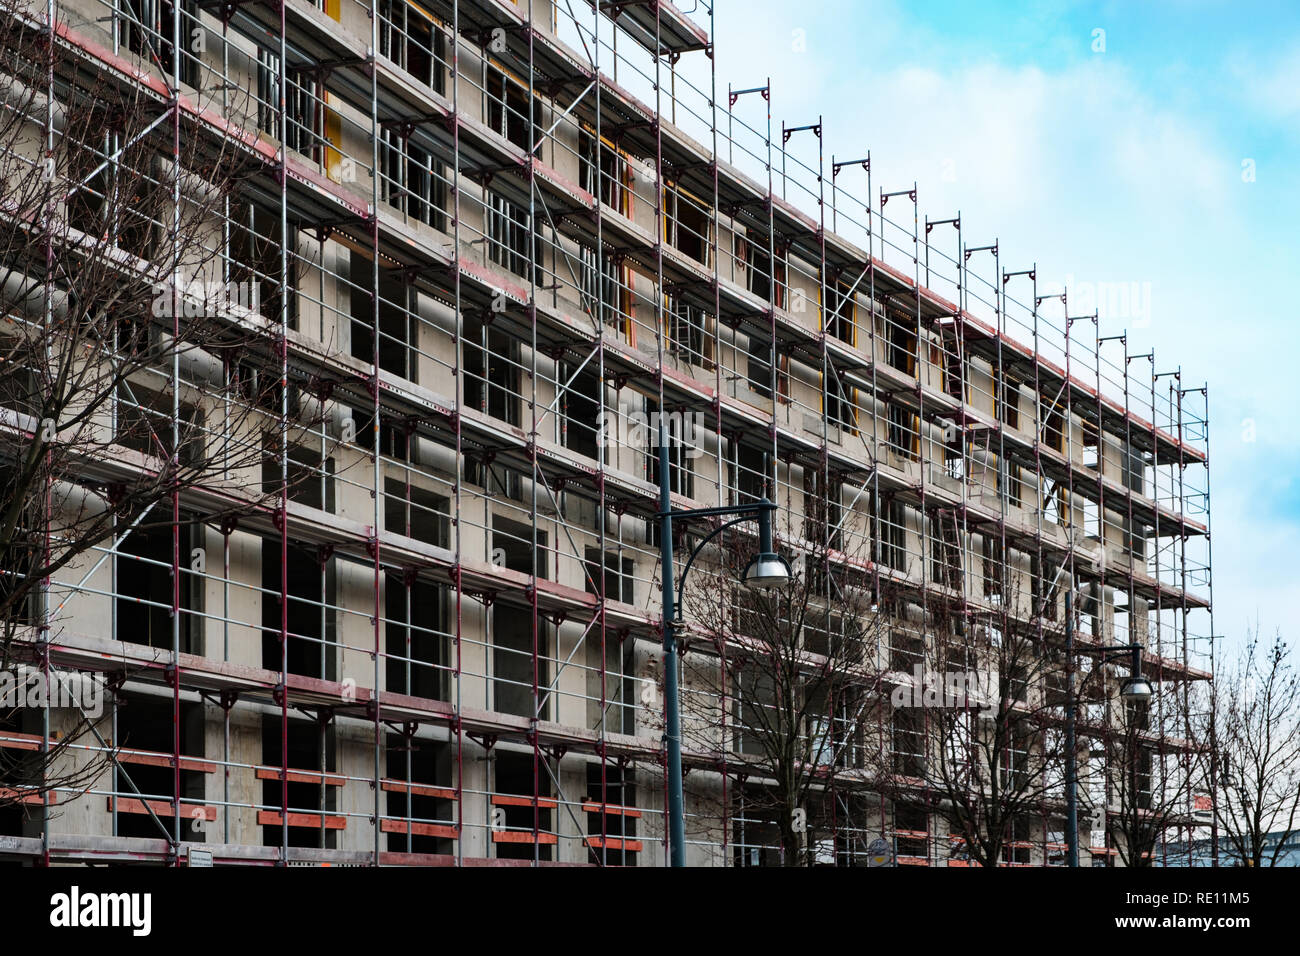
left=673, top=515, right=755, bottom=621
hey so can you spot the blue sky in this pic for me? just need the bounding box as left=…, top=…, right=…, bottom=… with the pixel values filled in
left=702, top=0, right=1300, bottom=649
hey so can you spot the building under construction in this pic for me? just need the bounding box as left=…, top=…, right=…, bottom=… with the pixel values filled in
left=0, top=0, right=1214, bottom=866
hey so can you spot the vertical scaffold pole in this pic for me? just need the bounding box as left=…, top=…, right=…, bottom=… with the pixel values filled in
left=169, top=0, right=183, bottom=865
left=451, top=0, right=465, bottom=869
left=276, top=0, right=290, bottom=867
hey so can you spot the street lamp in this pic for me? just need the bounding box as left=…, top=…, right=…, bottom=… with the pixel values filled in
left=742, top=496, right=791, bottom=588
left=657, top=418, right=790, bottom=866
left=1096, top=644, right=1152, bottom=705
left=1119, top=672, right=1154, bottom=704
left=1063, top=585, right=1152, bottom=867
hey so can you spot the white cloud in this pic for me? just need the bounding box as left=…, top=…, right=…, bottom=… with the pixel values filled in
left=1228, top=41, right=1300, bottom=120
left=705, top=0, right=1297, bottom=644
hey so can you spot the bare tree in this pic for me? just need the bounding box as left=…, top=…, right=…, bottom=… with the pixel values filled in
left=1090, top=679, right=1199, bottom=867
left=866, top=582, right=1074, bottom=868
left=675, top=502, right=888, bottom=867
left=0, top=0, right=322, bottom=812
left=1198, top=628, right=1300, bottom=867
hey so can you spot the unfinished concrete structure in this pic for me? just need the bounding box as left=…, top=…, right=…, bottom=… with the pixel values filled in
left=0, top=0, right=1214, bottom=865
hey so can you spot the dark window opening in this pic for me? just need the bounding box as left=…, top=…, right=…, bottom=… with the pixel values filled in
left=352, top=407, right=410, bottom=461
left=585, top=763, right=638, bottom=865
left=561, top=366, right=601, bottom=461
left=803, top=468, right=843, bottom=552
left=578, top=244, right=625, bottom=330
left=930, top=512, right=963, bottom=591
left=733, top=665, right=774, bottom=757
left=228, top=202, right=297, bottom=329
left=385, top=573, right=447, bottom=701
left=886, top=403, right=917, bottom=460
left=744, top=235, right=786, bottom=308
left=942, top=337, right=965, bottom=400
left=0, top=467, right=39, bottom=627
left=746, top=333, right=772, bottom=398
left=578, top=129, right=626, bottom=211
left=485, top=192, right=540, bottom=281
left=1006, top=663, right=1029, bottom=705
left=982, top=534, right=1005, bottom=598
left=491, top=520, right=549, bottom=719
left=380, top=127, right=447, bottom=232
left=887, top=320, right=916, bottom=376
left=261, top=716, right=336, bottom=849
left=1123, top=444, right=1146, bottom=494
left=825, top=370, right=856, bottom=432
left=384, top=733, right=454, bottom=855
left=66, top=128, right=158, bottom=259
left=894, top=804, right=929, bottom=861
left=645, top=402, right=695, bottom=499
left=997, top=368, right=1021, bottom=429
left=1002, top=728, right=1033, bottom=791
left=666, top=190, right=709, bottom=265
left=1000, top=458, right=1023, bottom=508
left=262, top=441, right=335, bottom=512
left=745, top=332, right=789, bottom=401
left=1044, top=405, right=1065, bottom=453
left=729, top=440, right=767, bottom=505
left=351, top=253, right=417, bottom=382
left=0, top=707, right=33, bottom=835
left=878, top=496, right=907, bottom=572
left=485, top=64, right=541, bottom=155
left=828, top=279, right=855, bottom=344
left=116, top=518, right=203, bottom=652
left=118, top=0, right=199, bottom=88
left=384, top=477, right=449, bottom=548
left=0, top=347, right=42, bottom=420
left=665, top=295, right=712, bottom=368
left=378, top=0, right=445, bottom=93
left=261, top=539, right=336, bottom=680
left=1046, top=665, right=1069, bottom=709
left=464, top=314, right=520, bottom=426
left=493, top=750, right=552, bottom=861
left=493, top=516, right=547, bottom=580
left=114, top=693, right=206, bottom=841
left=1008, top=815, right=1034, bottom=864
left=465, top=459, right=523, bottom=502
left=0, top=541, right=37, bottom=629
left=257, top=48, right=321, bottom=158
left=891, top=709, right=924, bottom=777
left=889, top=631, right=925, bottom=672
left=115, top=382, right=204, bottom=467
left=584, top=548, right=634, bottom=604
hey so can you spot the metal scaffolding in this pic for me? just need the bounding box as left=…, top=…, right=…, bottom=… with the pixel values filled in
left=0, top=0, right=1214, bottom=866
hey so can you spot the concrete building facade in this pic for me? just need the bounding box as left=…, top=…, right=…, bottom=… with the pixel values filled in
left=0, top=0, right=1214, bottom=866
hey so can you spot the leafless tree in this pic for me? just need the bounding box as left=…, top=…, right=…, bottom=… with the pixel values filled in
left=866, top=581, right=1074, bottom=868
left=1088, top=676, right=1199, bottom=867
left=674, top=501, right=889, bottom=867
left=0, top=0, right=324, bottom=812
left=1196, top=628, right=1300, bottom=867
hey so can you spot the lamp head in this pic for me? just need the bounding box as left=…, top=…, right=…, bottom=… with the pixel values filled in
left=1120, top=675, right=1153, bottom=703
left=742, top=552, right=791, bottom=588
left=743, top=499, right=790, bottom=588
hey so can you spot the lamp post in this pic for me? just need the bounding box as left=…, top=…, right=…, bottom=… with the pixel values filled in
left=1064, top=586, right=1152, bottom=867
left=657, top=418, right=790, bottom=866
